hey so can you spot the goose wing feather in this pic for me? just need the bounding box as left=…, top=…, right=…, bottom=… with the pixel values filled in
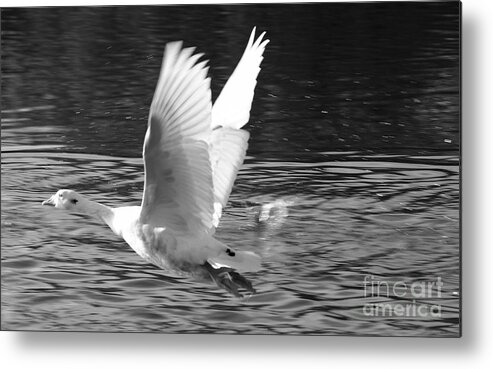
left=139, top=42, right=214, bottom=235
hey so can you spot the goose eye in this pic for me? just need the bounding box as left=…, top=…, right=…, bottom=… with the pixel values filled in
left=70, top=199, right=78, bottom=204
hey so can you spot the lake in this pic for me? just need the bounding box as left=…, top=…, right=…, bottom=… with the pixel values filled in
left=1, top=2, right=460, bottom=336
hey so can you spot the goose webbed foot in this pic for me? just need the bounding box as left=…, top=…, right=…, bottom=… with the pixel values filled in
left=203, top=262, right=256, bottom=298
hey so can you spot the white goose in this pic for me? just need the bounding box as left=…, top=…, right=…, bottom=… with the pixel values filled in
left=42, top=28, right=269, bottom=297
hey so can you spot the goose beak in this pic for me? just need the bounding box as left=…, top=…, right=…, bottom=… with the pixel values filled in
left=42, top=195, right=55, bottom=206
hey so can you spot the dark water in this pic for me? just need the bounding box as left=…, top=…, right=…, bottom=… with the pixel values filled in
left=1, top=3, right=460, bottom=336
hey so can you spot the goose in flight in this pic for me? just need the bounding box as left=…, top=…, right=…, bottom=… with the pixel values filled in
left=42, top=28, right=269, bottom=297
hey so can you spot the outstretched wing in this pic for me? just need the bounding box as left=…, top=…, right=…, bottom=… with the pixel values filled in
left=139, top=42, right=214, bottom=234
left=209, top=28, right=269, bottom=228
left=209, top=127, right=249, bottom=229
left=211, top=27, right=270, bottom=130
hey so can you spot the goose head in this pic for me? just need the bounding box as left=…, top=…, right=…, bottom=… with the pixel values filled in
left=42, top=189, right=83, bottom=211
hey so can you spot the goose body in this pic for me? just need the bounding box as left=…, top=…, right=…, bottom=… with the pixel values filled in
left=42, top=28, right=269, bottom=297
